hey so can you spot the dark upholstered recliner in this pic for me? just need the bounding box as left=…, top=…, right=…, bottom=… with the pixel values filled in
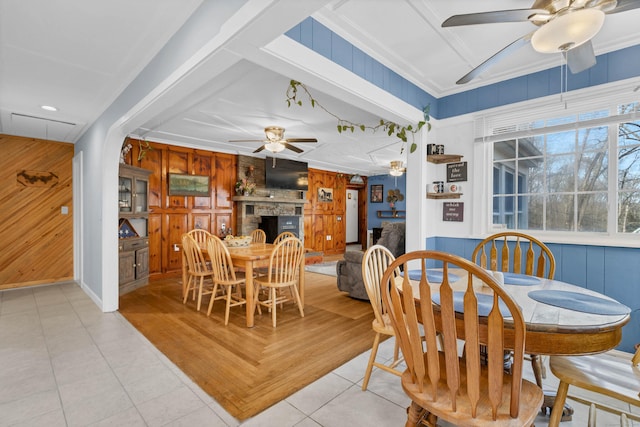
left=336, top=222, right=405, bottom=300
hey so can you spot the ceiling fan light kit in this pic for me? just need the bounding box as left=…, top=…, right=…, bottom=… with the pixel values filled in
left=264, top=141, right=285, bottom=153
left=389, top=160, right=406, bottom=177
left=531, top=9, right=605, bottom=53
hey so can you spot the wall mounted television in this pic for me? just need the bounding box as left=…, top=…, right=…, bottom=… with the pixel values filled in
left=265, top=156, right=308, bottom=191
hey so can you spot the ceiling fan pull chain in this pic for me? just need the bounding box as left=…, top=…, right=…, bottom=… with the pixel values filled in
left=560, top=54, right=568, bottom=109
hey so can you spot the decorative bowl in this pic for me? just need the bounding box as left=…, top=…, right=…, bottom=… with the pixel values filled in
left=224, top=236, right=252, bottom=247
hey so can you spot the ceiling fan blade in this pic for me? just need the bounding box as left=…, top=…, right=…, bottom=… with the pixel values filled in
left=564, top=41, right=597, bottom=74
left=285, top=138, right=317, bottom=143
left=253, top=146, right=266, bottom=153
left=457, top=32, right=534, bottom=84
left=229, top=139, right=265, bottom=143
left=607, top=0, right=640, bottom=14
left=284, top=143, right=304, bottom=153
left=442, top=9, right=548, bottom=27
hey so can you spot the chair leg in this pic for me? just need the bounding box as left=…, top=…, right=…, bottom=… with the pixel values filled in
left=254, top=284, right=262, bottom=315
left=206, top=283, right=219, bottom=316
left=290, top=285, right=304, bottom=318
left=392, top=339, right=401, bottom=365
left=548, top=381, right=570, bottom=427
left=362, top=332, right=382, bottom=391
left=196, top=276, right=205, bottom=311
left=224, top=285, right=232, bottom=325
left=183, top=276, right=193, bottom=304
left=271, top=288, right=277, bottom=327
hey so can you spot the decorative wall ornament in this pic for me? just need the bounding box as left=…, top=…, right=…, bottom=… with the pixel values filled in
left=16, top=170, right=59, bottom=187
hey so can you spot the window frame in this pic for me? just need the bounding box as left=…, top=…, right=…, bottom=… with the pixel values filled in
left=473, top=90, right=640, bottom=246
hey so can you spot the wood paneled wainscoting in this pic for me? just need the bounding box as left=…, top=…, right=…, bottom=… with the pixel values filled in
left=0, top=134, right=74, bottom=289
left=125, top=139, right=236, bottom=278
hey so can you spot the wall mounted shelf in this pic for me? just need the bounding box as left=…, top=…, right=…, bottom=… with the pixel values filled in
left=377, top=210, right=405, bottom=218
left=427, top=154, right=463, bottom=164
left=427, top=193, right=462, bottom=199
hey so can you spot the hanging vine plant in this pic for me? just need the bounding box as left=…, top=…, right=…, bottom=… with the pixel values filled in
left=285, top=80, right=431, bottom=154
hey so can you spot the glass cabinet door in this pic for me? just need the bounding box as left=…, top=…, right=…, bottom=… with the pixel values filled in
left=134, top=178, right=148, bottom=214
left=119, top=176, right=133, bottom=213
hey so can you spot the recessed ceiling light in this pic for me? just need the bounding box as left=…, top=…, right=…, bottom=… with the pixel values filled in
left=41, top=105, right=58, bottom=111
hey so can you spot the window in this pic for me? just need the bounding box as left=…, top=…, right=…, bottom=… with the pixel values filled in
left=491, top=103, right=640, bottom=234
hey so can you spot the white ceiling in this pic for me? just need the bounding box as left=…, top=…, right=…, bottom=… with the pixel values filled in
left=2, top=0, right=639, bottom=175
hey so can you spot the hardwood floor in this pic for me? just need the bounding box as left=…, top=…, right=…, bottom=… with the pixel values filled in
left=118, top=268, right=376, bottom=420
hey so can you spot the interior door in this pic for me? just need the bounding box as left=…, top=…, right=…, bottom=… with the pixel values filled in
left=346, top=189, right=359, bottom=243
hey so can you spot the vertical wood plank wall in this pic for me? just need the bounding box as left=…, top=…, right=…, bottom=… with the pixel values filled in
left=304, top=169, right=347, bottom=255
left=126, top=139, right=236, bottom=278
left=0, top=134, right=74, bottom=289
left=126, top=140, right=357, bottom=276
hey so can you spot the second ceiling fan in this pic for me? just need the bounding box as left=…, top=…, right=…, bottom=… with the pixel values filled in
left=443, top=0, right=640, bottom=84
left=229, top=126, right=317, bottom=154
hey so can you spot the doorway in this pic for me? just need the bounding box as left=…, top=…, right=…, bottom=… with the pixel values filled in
left=346, top=189, right=359, bottom=243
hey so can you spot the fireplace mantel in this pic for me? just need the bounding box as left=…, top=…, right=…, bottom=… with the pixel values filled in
left=233, top=194, right=307, bottom=240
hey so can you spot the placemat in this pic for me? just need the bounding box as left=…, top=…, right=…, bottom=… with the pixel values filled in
left=402, top=269, right=462, bottom=283
left=432, top=292, right=512, bottom=317
left=502, top=272, right=542, bottom=286
left=528, top=290, right=631, bottom=315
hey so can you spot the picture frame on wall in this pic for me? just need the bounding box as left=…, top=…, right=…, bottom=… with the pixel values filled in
left=371, top=184, right=383, bottom=203
left=318, top=187, right=333, bottom=202
left=168, top=173, right=210, bottom=197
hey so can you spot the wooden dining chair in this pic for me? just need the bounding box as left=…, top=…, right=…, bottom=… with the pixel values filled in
left=471, top=231, right=556, bottom=388
left=361, top=245, right=403, bottom=391
left=273, top=231, right=296, bottom=244
left=471, top=231, right=555, bottom=279
left=547, top=345, right=640, bottom=427
left=254, top=236, right=304, bottom=327
left=187, top=228, right=213, bottom=245
left=250, top=228, right=266, bottom=243
left=181, top=233, right=215, bottom=311
left=206, top=235, right=247, bottom=325
left=380, top=250, right=543, bottom=426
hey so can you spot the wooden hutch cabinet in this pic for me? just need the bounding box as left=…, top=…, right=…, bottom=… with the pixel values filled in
left=118, top=164, right=152, bottom=294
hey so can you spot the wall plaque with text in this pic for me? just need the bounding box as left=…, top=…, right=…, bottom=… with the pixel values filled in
left=446, top=161, right=467, bottom=182
left=443, top=202, right=464, bottom=222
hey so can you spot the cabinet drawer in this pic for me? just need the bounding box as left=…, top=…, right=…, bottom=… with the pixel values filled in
left=121, top=238, right=149, bottom=251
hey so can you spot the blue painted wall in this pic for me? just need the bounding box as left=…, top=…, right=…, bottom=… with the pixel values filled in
left=286, top=17, right=640, bottom=120
left=286, top=18, right=438, bottom=117
left=428, top=237, right=640, bottom=353
left=366, top=174, right=406, bottom=229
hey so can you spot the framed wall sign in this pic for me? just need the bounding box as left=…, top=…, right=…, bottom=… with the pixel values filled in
left=168, top=173, right=210, bottom=196
left=370, top=184, right=383, bottom=203
left=446, top=161, right=467, bottom=182
left=443, top=202, right=464, bottom=222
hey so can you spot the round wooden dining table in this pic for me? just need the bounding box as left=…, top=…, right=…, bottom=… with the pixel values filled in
left=402, top=269, right=631, bottom=356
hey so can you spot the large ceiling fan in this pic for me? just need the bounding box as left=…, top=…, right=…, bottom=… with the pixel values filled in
left=229, top=126, right=317, bottom=153
left=443, top=0, right=640, bottom=84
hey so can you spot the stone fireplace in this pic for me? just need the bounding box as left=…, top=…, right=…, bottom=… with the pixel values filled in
left=234, top=155, right=307, bottom=242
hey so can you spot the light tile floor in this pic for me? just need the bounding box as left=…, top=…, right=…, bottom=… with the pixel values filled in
left=0, top=282, right=636, bottom=426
